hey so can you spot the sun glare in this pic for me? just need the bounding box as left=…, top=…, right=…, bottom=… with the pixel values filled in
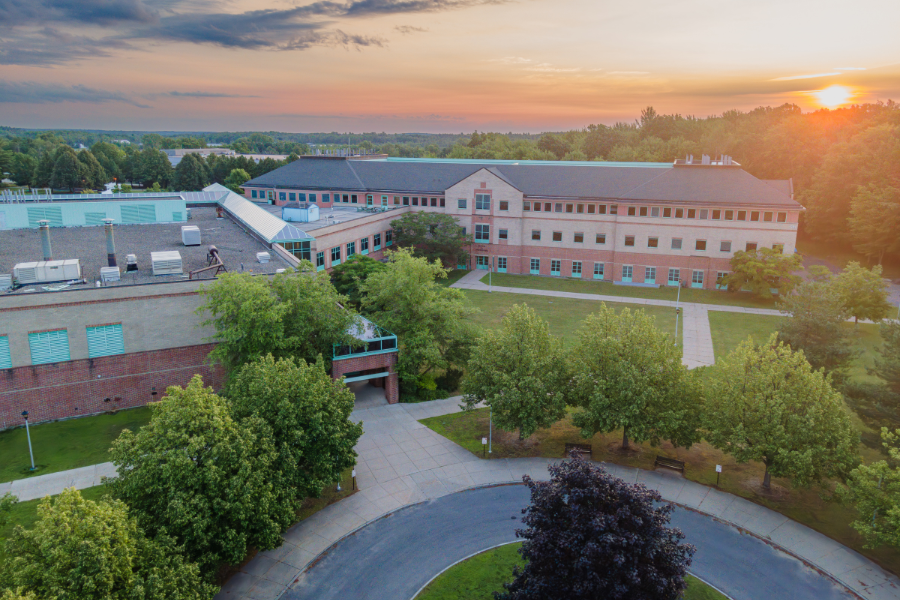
left=814, top=85, right=852, bottom=108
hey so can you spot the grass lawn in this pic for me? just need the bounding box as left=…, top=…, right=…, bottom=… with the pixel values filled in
left=0, top=407, right=152, bottom=484
left=462, top=289, right=681, bottom=347
left=441, top=268, right=470, bottom=287
left=415, top=542, right=725, bottom=600
left=478, top=272, right=778, bottom=309
left=420, top=408, right=900, bottom=576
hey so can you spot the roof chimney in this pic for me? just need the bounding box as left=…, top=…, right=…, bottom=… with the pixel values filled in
left=38, top=220, right=52, bottom=261
left=103, top=218, right=117, bottom=267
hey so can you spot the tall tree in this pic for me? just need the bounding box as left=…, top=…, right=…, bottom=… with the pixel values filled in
left=49, top=146, right=86, bottom=192
left=872, top=321, right=900, bottom=400
left=390, top=212, right=472, bottom=267
left=849, top=186, right=900, bottom=265
left=840, top=427, right=900, bottom=548
left=777, top=279, right=856, bottom=384
left=172, top=153, right=208, bottom=191
left=497, top=457, right=695, bottom=600
left=91, top=141, right=126, bottom=182
left=831, top=262, right=894, bottom=324
left=228, top=355, right=363, bottom=504
left=567, top=305, right=700, bottom=449
left=724, top=247, right=803, bottom=299
left=223, top=168, right=251, bottom=193
left=76, top=149, right=108, bottom=189
left=461, top=304, right=568, bottom=439
left=137, top=148, right=173, bottom=188
left=108, top=376, right=292, bottom=575
left=2, top=488, right=215, bottom=599
left=704, top=336, right=858, bottom=489
left=360, top=248, right=478, bottom=394
left=329, top=254, right=387, bottom=308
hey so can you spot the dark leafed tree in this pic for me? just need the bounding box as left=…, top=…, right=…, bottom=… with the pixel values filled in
left=391, top=211, right=471, bottom=267
left=496, top=456, right=695, bottom=600
left=172, top=153, right=208, bottom=191
left=49, top=146, right=86, bottom=192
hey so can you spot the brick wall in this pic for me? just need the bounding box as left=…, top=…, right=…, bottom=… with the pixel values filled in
left=0, top=343, right=224, bottom=430
left=331, top=351, right=399, bottom=404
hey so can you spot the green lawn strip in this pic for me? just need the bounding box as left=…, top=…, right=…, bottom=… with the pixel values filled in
left=478, top=272, right=778, bottom=310
left=440, top=268, right=470, bottom=287
left=415, top=541, right=724, bottom=600
left=0, top=407, right=152, bottom=484
left=462, top=289, right=681, bottom=347
left=419, top=408, right=900, bottom=576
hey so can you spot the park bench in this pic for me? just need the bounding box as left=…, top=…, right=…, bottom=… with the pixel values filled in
left=654, top=456, right=686, bottom=473
left=565, top=443, right=592, bottom=460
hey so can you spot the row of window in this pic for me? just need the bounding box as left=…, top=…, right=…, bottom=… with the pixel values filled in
left=524, top=201, right=789, bottom=223
left=0, top=324, right=124, bottom=368
left=320, top=231, right=393, bottom=269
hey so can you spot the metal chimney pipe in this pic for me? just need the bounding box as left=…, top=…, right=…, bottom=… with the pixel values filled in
left=38, top=220, right=52, bottom=261
left=103, top=218, right=117, bottom=267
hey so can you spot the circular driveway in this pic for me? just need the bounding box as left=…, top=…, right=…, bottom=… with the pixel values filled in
left=286, top=484, right=852, bottom=600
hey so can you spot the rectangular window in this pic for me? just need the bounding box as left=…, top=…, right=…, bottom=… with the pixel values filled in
left=533, top=202, right=541, bottom=212
left=316, top=252, right=325, bottom=270
left=382, top=195, right=389, bottom=206
left=279, top=192, right=286, bottom=201
left=440, top=198, right=446, bottom=207
left=497, top=257, right=507, bottom=272
left=351, top=195, right=358, bottom=204
left=574, top=232, right=584, bottom=243
left=737, top=210, right=747, bottom=221
left=651, top=207, right=660, bottom=217
left=524, top=201, right=531, bottom=211
left=692, top=270, right=704, bottom=288
left=687, top=209, right=696, bottom=219
left=566, top=204, right=574, bottom=213
left=596, top=234, right=606, bottom=244
left=309, top=194, right=317, bottom=203
left=628, top=206, right=637, bottom=216
left=323, top=193, right=331, bottom=203
left=331, top=246, right=341, bottom=265
left=577, top=204, right=585, bottom=214
left=597, top=205, right=606, bottom=215
left=672, top=238, right=683, bottom=250
left=746, top=242, right=757, bottom=252
left=475, top=224, right=490, bottom=242
left=724, top=210, right=733, bottom=220
left=551, top=259, right=561, bottom=276
left=550, top=203, right=559, bottom=213
left=720, top=241, right=732, bottom=252
left=530, top=258, right=540, bottom=275
left=750, top=211, right=760, bottom=221
left=457, top=198, right=466, bottom=209
left=251, top=190, right=258, bottom=198
left=386, top=230, right=393, bottom=246
left=648, top=237, right=659, bottom=248
left=412, top=197, right=419, bottom=206
left=289, top=193, right=296, bottom=201
left=588, top=204, right=596, bottom=214
left=499, top=200, right=509, bottom=211
left=552, top=231, right=562, bottom=242
left=462, top=227, right=466, bottom=236
left=625, top=235, right=635, bottom=247
left=764, top=212, right=773, bottom=222
left=393, top=196, right=400, bottom=205
left=86, top=324, right=125, bottom=358
left=545, top=203, right=552, bottom=212
left=593, top=263, right=605, bottom=280
left=712, top=209, right=721, bottom=220
left=0, top=335, right=10, bottom=369
left=675, top=208, right=684, bottom=218
left=476, top=194, right=491, bottom=210
left=499, top=229, right=508, bottom=240
left=532, top=230, right=541, bottom=241
left=572, top=261, right=582, bottom=276
left=403, top=197, right=410, bottom=206
left=663, top=207, right=672, bottom=218
left=639, top=206, right=648, bottom=217
left=668, top=268, right=680, bottom=286
left=476, top=256, right=489, bottom=270
left=777, top=212, right=787, bottom=223
left=29, top=329, right=70, bottom=365
left=621, top=265, right=633, bottom=282
left=361, top=237, right=369, bottom=253
left=374, top=233, right=382, bottom=250
left=645, top=267, right=656, bottom=284
left=695, top=240, right=707, bottom=251
left=716, top=271, right=729, bottom=290
left=699, top=209, right=709, bottom=219
left=346, top=242, right=355, bottom=257
left=298, top=193, right=307, bottom=202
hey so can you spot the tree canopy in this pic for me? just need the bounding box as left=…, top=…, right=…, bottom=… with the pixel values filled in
left=390, top=211, right=472, bottom=267
left=461, top=304, right=568, bottom=439
left=831, top=262, right=893, bottom=324
left=497, top=457, right=695, bottom=600
left=329, top=254, right=387, bottom=308
left=724, top=248, right=803, bottom=299
left=703, top=336, right=858, bottom=488
left=567, top=305, right=700, bottom=449
left=840, top=428, right=900, bottom=548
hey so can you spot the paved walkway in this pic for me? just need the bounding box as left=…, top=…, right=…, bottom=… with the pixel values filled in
left=0, top=462, right=115, bottom=502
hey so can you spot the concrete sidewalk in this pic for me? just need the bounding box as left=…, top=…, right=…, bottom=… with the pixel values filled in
left=0, top=462, right=115, bottom=502
left=216, top=398, right=899, bottom=600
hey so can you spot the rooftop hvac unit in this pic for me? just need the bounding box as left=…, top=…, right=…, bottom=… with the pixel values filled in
left=125, top=254, right=138, bottom=272
left=257, top=252, right=271, bottom=264
left=182, top=225, right=201, bottom=246
left=13, top=260, right=81, bottom=285
left=0, top=274, right=11, bottom=291
left=151, top=251, right=183, bottom=276
left=100, top=267, right=121, bottom=283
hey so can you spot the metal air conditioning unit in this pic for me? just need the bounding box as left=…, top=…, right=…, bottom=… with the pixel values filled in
left=100, top=267, right=121, bottom=283
left=0, top=274, right=11, bottom=291
left=151, top=251, right=183, bottom=276
left=257, top=252, right=271, bottom=264
left=13, top=260, right=81, bottom=284
left=181, top=225, right=201, bottom=246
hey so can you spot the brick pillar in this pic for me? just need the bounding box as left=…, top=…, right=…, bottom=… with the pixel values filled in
left=385, top=373, right=399, bottom=404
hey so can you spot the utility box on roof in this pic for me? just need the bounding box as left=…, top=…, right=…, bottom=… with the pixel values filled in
left=151, top=251, right=183, bottom=276
left=181, top=225, right=201, bottom=246
left=282, top=202, right=319, bottom=223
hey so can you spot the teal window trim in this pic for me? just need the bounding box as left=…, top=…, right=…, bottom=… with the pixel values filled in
left=29, top=329, right=70, bottom=365
left=333, top=333, right=398, bottom=360
left=86, top=324, right=125, bottom=358
left=374, top=245, right=381, bottom=251
left=317, top=264, right=325, bottom=272
left=0, top=335, right=11, bottom=369
left=362, top=249, right=369, bottom=255
left=332, top=259, right=341, bottom=266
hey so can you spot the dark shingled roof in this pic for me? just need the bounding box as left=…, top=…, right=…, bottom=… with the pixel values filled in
left=245, top=159, right=801, bottom=208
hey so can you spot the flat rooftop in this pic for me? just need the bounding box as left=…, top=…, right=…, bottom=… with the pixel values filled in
left=0, top=207, right=290, bottom=294
left=260, top=204, right=397, bottom=232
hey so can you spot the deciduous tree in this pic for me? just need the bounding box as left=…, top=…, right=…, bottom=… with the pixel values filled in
left=872, top=321, right=900, bottom=399
left=108, top=376, right=292, bottom=575
left=832, top=262, right=893, bottom=324
left=2, top=488, right=215, bottom=599
left=704, top=336, right=858, bottom=489
left=49, top=146, right=85, bottom=192
left=0, top=492, right=14, bottom=528
left=567, top=305, right=700, bottom=449
left=223, top=168, right=251, bottom=193
left=172, top=153, right=208, bottom=191
left=497, top=457, right=695, bottom=600
left=329, top=254, right=387, bottom=308
left=228, top=355, right=363, bottom=504
left=391, top=211, right=472, bottom=267
left=849, top=186, right=900, bottom=265
left=840, top=428, right=900, bottom=548
left=462, top=304, right=567, bottom=439
left=725, top=247, right=803, bottom=299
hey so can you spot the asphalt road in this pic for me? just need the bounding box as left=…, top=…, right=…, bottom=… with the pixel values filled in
left=287, top=484, right=853, bottom=600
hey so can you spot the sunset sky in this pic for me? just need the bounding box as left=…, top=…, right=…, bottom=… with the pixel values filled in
left=1, top=0, right=898, bottom=133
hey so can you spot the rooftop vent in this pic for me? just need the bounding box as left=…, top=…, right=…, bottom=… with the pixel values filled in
left=182, top=225, right=201, bottom=246
left=151, top=251, right=183, bottom=276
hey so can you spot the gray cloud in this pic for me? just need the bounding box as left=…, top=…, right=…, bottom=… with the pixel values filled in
left=0, top=81, right=150, bottom=107
left=0, top=0, right=157, bottom=26
left=165, top=91, right=259, bottom=98
left=0, top=28, right=133, bottom=66
left=394, top=25, right=428, bottom=34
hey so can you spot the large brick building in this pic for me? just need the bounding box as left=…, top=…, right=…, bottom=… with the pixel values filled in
left=243, top=155, right=802, bottom=289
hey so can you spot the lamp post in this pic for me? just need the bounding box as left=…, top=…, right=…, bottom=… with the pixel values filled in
left=489, top=256, right=493, bottom=293
left=22, top=411, right=35, bottom=471
left=674, top=280, right=682, bottom=345
left=489, top=405, right=493, bottom=455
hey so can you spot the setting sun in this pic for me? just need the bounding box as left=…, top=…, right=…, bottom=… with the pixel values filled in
left=814, top=84, right=853, bottom=108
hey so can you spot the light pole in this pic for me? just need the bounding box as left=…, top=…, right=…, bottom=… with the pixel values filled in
left=489, top=256, right=493, bottom=293
left=22, top=411, right=35, bottom=471
left=674, top=280, right=682, bottom=345
left=489, top=405, right=493, bottom=455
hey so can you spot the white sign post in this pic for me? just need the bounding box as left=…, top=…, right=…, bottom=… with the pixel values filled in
left=482, top=437, right=488, bottom=458
left=715, top=464, right=722, bottom=487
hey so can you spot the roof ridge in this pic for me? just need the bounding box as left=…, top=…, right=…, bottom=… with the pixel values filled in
left=344, top=160, right=367, bottom=190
